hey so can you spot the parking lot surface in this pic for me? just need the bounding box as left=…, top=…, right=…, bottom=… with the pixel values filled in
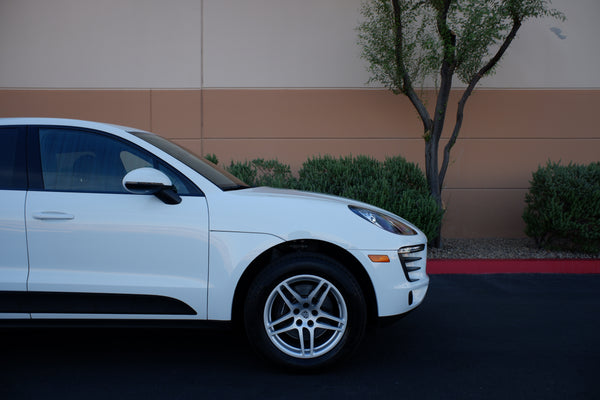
left=1, top=274, right=598, bottom=399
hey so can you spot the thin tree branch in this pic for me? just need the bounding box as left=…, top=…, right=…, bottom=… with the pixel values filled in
left=439, top=17, right=522, bottom=186
left=431, top=0, right=456, bottom=193
left=391, top=0, right=432, bottom=132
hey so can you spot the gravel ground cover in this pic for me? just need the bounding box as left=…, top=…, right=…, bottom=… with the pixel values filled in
left=427, top=237, right=600, bottom=259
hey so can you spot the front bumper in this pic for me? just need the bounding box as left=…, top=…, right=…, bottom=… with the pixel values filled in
left=350, top=244, right=429, bottom=317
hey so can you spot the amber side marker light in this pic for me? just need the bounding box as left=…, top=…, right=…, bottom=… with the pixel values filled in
left=368, top=255, right=390, bottom=263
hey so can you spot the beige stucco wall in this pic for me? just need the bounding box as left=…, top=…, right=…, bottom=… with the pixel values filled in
left=1, top=0, right=599, bottom=88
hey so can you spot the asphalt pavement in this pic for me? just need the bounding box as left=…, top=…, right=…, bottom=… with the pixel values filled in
left=1, top=274, right=598, bottom=399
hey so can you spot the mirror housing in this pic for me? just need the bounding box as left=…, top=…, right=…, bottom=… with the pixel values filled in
left=122, top=168, right=181, bottom=205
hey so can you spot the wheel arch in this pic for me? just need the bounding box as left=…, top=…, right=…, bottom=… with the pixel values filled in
left=231, top=239, right=378, bottom=328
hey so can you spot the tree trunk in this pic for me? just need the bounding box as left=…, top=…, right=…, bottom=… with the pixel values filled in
left=425, top=138, right=443, bottom=248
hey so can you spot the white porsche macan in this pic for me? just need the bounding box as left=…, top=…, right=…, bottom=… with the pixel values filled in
left=0, top=118, right=429, bottom=369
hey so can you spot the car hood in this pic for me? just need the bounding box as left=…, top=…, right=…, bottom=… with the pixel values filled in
left=231, top=186, right=361, bottom=205
left=207, top=187, right=426, bottom=251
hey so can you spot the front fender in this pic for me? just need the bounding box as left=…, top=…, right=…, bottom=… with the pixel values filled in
left=207, top=231, right=283, bottom=320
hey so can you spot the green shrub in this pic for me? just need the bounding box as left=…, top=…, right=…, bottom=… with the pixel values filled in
left=297, top=155, right=443, bottom=242
left=227, top=158, right=297, bottom=189
left=523, top=161, right=600, bottom=254
left=204, top=153, right=219, bottom=165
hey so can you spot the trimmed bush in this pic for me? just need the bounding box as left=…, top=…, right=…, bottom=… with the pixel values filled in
left=226, top=158, right=297, bottom=189
left=203, top=154, right=295, bottom=188
left=296, top=155, right=443, bottom=242
left=523, top=161, right=600, bottom=254
left=204, top=153, right=219, bottom=165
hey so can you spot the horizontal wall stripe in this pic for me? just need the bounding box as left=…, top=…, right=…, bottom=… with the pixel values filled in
left=202, top=89, right=600, bottom=140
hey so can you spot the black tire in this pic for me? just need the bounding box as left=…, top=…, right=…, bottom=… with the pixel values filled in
left=244, top=254, right=367, bottom=370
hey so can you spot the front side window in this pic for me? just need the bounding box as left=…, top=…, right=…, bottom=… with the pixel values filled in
left=38, top=128, right=196, bottom=195
left=0, top=127, right=27, bottom=190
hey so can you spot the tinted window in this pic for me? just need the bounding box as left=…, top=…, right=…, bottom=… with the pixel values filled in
left=39, top=128, right=196, bottom=195
left=0, top=127, right=27, bottom=190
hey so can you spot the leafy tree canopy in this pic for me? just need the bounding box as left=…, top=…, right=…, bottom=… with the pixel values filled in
left=358, top=0, right=564, bottom=93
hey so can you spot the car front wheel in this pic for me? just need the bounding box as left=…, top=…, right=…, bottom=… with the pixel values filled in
left=244, top=254, right=367, bottom=370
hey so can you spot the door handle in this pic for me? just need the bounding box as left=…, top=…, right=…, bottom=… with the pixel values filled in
left=32, top=211, right=75, bottom=220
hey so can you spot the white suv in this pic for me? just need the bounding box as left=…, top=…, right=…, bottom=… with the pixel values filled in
left=0, top=118, right=429, bottom=369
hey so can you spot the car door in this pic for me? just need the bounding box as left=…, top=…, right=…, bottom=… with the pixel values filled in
left=0, top=126, right=29, bottom=319
left=25, top=126, right=209, bottom=319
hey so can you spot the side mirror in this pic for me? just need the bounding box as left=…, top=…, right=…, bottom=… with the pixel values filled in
left=122, top=168, right=182, bottom=205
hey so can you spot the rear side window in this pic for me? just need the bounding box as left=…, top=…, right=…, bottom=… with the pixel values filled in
left=0, top=127, right=27, bottom=190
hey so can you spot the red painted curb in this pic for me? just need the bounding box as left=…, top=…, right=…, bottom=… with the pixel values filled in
left=427, top=259, right=600, bottom=274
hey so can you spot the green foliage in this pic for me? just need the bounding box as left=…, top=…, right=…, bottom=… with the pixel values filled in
left=204, top=153, right=219, bottom=165
left=357, top=0, right=565, bottom=89
left=523, top=161, right=600, bottom=254
left=297, top=155, right=443, bottom=242
left=357, top=0, right=437, bottom=92
left=226, top=158, right=297, bottom=189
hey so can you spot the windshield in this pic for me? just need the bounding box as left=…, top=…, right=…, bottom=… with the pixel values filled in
left=130, top=131, right=249, bottom=191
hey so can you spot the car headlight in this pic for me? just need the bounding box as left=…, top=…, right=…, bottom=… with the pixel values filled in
left=349, top=206, right=417, bottom=235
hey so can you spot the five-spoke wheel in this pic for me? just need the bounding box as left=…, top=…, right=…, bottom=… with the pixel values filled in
left=244, top=255, right=366, bottom=370
left=264, top=274, right=347, bottom=358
